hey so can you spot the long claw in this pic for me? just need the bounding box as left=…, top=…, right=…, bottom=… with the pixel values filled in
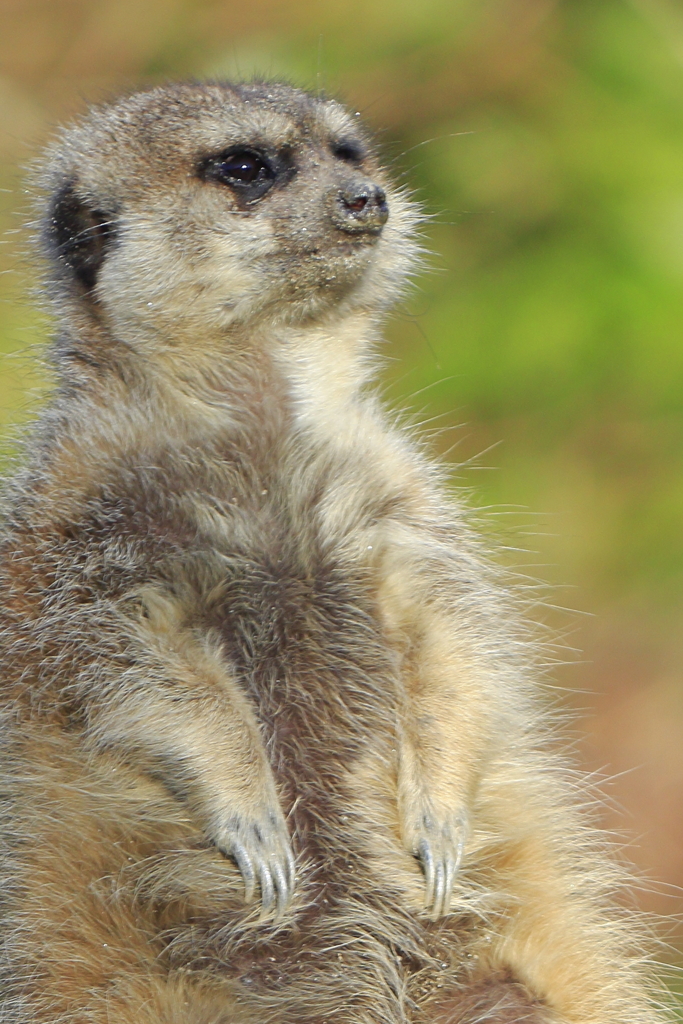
left=419, top=838, right=435, bottom=909
left=286, top=846, right=297, bottom=890
left=259, top=862, right=275, bottom=915
left=431, top=857, right=445, bottom=919
left=443, top=856, right=456, bottom=916
left=231, top=843, right=256, bottom=903
left=271, top=858, right=290, bottom=919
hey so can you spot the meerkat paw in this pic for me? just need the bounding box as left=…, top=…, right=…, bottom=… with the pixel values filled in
left=402, top=802, right=469, bottom=919
left=212, top=807, right=296, bottom=919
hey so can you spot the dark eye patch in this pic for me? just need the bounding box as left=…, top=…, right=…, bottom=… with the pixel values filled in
left=331, top=140, right=365, bottom=165
left=198, top=148, right=278, bottom=202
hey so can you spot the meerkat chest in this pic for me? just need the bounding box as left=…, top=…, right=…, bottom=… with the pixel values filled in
left=191, top=448, right=399, bottom=757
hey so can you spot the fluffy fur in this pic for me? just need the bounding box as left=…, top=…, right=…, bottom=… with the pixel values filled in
left=0, top=81, right=669, bottom=1024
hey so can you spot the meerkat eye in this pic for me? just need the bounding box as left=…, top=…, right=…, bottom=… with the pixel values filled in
left=331, top=141, right=364, bottom=165
left=216, top=150, right=270, bottom=184
left=199, top=148, right=276, bottom=199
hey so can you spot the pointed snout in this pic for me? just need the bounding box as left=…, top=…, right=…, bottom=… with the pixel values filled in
left=328, top=180, right=389, bottom=235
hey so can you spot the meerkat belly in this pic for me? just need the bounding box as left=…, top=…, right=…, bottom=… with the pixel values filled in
left=208, top=542, right=401, bottom=871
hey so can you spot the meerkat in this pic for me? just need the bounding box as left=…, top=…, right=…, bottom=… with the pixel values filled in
left=0, top=81, right=670, bottom=1024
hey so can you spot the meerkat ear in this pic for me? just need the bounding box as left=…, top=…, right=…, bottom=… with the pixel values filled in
left=47, top=181, right=116, bottom=292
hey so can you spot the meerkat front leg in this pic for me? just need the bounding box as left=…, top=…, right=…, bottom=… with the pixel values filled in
left=375, top=531, right=493, bottom=919
left=85, top=590, right=296, bottom=917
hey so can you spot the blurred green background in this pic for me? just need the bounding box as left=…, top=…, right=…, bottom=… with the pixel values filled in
left=2, top=0, right=683, bottom=972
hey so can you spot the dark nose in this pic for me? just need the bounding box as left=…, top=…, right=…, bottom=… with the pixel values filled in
left=331, top=181, right=389, bottom=234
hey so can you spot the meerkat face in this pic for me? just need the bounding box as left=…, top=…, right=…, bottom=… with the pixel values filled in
left=39, top=82, right=421, bottom=345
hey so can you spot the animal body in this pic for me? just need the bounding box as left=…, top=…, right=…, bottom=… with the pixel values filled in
left=0, top=82, right=668, bottom=1024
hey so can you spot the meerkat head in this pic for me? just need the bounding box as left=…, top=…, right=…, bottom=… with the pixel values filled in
left=37, top=82, right=422, bottom=352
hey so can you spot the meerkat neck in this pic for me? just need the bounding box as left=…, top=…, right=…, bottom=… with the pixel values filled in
left=270, top=310, right=379, bottom=440
left=49, top=305, right=380, bottom=462
left=119, top=307, right=379, bottom=442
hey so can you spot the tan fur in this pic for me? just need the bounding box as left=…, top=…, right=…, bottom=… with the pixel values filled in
left=0, top=81, right=669, bottom=1024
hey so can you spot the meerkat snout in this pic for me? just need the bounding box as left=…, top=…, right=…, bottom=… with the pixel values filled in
left=331, top=181, right=389, bottom=234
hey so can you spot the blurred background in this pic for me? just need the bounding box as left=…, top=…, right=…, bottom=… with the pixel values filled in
left=2, top=0, right=683, bottom=979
